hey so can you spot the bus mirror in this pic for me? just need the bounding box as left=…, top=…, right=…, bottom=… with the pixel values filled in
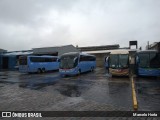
left=105, top=57, right=109, bottom=68
left=74, top=57, right=78, bottom=67
left=105, top=57, right=109, bottom=62
left=74, top=57, right=78, bottom=62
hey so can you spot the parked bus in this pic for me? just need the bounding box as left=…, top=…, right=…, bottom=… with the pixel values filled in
left=105, top=50, right=129, bottom=76
left=136, top=50, right=160, bottom=77
left=19, top=55, right=59, bottom=73
left=59, top=52, right=96, bottom=76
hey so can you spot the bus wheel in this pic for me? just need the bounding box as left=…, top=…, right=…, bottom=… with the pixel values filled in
left=37, top=68, right=42, bottom=74
left=78, top=69, right=81, bottom=75
left=91, top=67, right=93, bottom=72
left=42, top=68, right=45, bottom=73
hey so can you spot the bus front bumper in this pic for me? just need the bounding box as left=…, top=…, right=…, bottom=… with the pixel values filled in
left=109, top=68, right=129, bottom=76
left=59, top=68, right=78, bottom=76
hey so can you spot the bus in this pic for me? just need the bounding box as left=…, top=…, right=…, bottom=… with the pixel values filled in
left=136, top=50, right=160, bottom=77
left=105, top=50, right=129, bottom=76
left=19, top=55, right=59, bottom=73
left=59, top=52, right=96, bottom=76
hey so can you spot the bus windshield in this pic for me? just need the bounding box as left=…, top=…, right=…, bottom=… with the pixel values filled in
left=109, top=54, right=118, bottom=68
left=60, top=55, right=78, bottom=69
left=139, top=53, right=160, bottom=68
left=109, top=54, right=128, bottom=68
left=119, top=54, right=129, bottom=68
left=139, top=53, right=149, bottom=68
left=150, top=53, right=160, bottom=68
left=19, top=56, right=27, bottom=65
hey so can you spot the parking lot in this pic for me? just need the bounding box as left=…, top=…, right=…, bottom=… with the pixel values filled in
left=0, top=68, right=160, bottom=112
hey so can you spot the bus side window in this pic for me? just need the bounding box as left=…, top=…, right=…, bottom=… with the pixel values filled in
left=45, top=58, right=52, bottom=62
left=51, top=58, right=57, bottom=62
left=90, top=56, right=95, bottom=61
left=80, top=55, right=95, bottom=62
left=80, top=55, right=84, bottom=62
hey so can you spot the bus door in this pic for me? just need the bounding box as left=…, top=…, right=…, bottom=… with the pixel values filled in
left=19, top=56, right=28, bottom=72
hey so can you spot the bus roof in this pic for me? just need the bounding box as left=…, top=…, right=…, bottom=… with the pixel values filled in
left=61, top=52, right=95, bottom=57
left=137, top=50, right=158, bottom=54
left=20, top=55, right=58, bottom=58
left=29, top=55, right=58, bottom=58
left=109, top=49, right=130, bottom=54
left=60, top=52, right=79, bottom=56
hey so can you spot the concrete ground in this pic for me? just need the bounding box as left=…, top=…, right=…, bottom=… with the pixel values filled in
left=0, top=68, right=160, bottom=119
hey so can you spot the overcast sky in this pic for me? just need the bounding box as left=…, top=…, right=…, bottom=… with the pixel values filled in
left=0, top=0, right=160, bottom=51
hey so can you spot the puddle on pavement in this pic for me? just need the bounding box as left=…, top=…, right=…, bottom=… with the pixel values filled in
left=56, top=77, right=94, bottom=97
left=1, top=77, right=7, bottom=79
left=0, top=74, right=9, bottom=79
left=136, top=78, right=160, bottom=95
left=0, top=80, right=16, bottom=84
left=19, top=82, right=48, bottom=90
left=135, top=77, right=160, bottom=111
left=137, top=86, right=160, bottom=95
left=0, top=74, right=8, bottom=76
left=108, top=82, right=130, bottom=94
left=19, top=76, right=60, bottom=90
left=59, top=84, right=81, bottom=97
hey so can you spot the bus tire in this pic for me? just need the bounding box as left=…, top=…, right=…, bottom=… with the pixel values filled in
left=78, top=69, right=81, bottom=75
left=91, top=67, right=93, bottom=72
left=37, top=68, right=42, bottom=74
left=92, top=67, right=94, bottom=72
left=42, top=68, right=45, bottom=73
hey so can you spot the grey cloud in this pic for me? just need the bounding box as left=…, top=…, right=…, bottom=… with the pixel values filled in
left=0, top=0, right=77, bottom=24
left=0, top=0, right=160, bottom=51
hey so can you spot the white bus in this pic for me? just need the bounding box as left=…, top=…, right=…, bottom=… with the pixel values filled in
left=105, top=49, right=130, bottom=76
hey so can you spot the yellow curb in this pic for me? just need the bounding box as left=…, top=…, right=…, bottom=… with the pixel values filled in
left=131, top=77, right=138, bottom=110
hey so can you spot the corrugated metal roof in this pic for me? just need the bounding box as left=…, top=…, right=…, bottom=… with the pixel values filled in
left=83, top=49, right=138, bottom=54
left=3, top=51, right=33, bottom=56
left=78, top=44, right=120, bottom=51
left=33, top=44, right=80, bottom=56
left=109, top=49, right=129, bottom=54
left=83, top=50, right=111, bottom=54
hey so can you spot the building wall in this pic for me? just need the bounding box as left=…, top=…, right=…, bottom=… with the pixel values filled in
left=78, top=44, right=119, bottom=51
left=148, top=42, right=160, bottom=52
left=129, top=51, right=137, bottom=74
left=33, top=45, right=80, bottom=56
left=58, top=45, right=80, bottom=56
left=0, top=45, right=80, bottom=70
left=89, top=53, right=109, bottom=67
left=8, top=56, right=17, bottom=69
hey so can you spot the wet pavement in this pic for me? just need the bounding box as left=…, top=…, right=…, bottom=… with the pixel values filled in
left=135, top=77, right=160, bottom=111
left=0, top=68, right=160, bottom=114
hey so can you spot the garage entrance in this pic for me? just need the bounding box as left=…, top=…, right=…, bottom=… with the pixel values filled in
left=2, top=57, right=9, bottom=69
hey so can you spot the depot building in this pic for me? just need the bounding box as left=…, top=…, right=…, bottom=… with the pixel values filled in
left=0, top=44, right=120, bottom=70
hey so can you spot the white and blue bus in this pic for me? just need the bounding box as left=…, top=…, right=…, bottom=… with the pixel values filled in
left=19, top=55, right=59, bottom=73
left=136, top=50, right=160, bottom=77
left=59, top=52, right=96, bottom=76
